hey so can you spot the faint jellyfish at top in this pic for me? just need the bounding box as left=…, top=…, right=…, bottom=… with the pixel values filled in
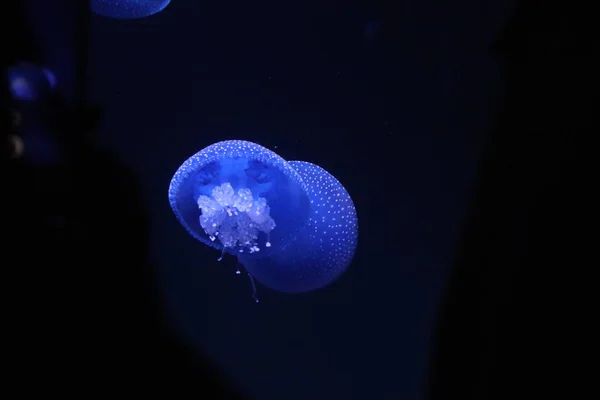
left=90, top=0, right=171, bottom=19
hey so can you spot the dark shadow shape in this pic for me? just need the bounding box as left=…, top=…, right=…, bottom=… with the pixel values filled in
left=427, top=0, right=587, bottom=398
left=3, top=1, right=249, bottom=396
left=5, top=143, right=250, bottom=397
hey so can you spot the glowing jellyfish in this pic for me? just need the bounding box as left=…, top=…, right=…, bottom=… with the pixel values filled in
left=168, top=140, right=358, bottom=297
left=7, top=63, right=56, bottom=102
left=90, top=0, right=171, bottom=19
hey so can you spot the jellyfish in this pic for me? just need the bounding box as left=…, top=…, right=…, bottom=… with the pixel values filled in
left=168, top=140, right=358, bottom=296
left=7, top=63, right=56, bottom=102
left=90, top=0, right=171, bottom=19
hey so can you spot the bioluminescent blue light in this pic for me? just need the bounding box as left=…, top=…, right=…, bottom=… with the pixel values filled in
left=7, top=63, right=56, bottom=102
left=168, top=140, right=358, bottom=295
left=91, top=0, right=171, bottom=19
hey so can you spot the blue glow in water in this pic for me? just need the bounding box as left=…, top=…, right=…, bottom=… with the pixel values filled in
left=90, top=0, right=171, bottom=19
left=168, top=140, right=358, bottom=294
left=7, top=63, right=56, bottom=102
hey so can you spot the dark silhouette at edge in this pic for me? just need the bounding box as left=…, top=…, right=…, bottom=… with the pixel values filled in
left=427, top=1, right=587, bottom=398
left=3, top=1, right=248, bottom=397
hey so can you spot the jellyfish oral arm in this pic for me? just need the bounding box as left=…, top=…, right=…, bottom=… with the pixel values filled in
left=197, top=183, right=275, bottom=254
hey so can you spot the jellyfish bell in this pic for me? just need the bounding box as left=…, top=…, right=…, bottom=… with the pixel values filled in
left=252, top=160, right=358, bottom=292
left=7, top=63, right=56, bottom=102
left=90, top=0, right=171, bottom=20
left=170, top=141, right=310, bottom=258
left=169, top=140, right=358, bottom=296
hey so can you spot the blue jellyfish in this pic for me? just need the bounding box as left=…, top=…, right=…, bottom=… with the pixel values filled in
left=90, top=0, right=171, bottom=19
left=7, top=63, right=56, bottom=102
left=168, top=140, right=358, bottom=297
